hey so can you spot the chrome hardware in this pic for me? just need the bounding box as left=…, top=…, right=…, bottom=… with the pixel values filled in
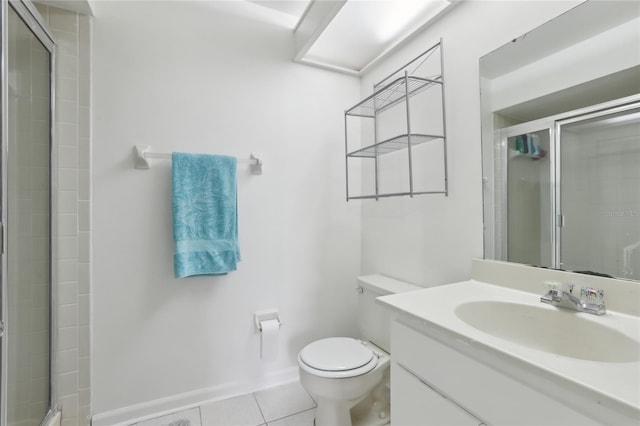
left=0, top=320, right=5, bottom=337
left=357, top=287, right=364, bottom=294
left=540, top=281, right=606, bottom=315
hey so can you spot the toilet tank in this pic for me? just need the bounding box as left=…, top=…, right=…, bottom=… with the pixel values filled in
left=357, top=274, right=422, bottom=353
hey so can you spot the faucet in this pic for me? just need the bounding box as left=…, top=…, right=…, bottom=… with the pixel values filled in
left=540, top=281, right=606, bottom=316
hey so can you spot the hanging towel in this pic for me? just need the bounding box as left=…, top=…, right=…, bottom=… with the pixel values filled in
left=171, top=153, right=240, bottom=278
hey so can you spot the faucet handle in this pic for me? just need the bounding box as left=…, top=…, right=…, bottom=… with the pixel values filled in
left=580, top=287, right=605, bottom=304
left=544, top=280, right=561, bottom=293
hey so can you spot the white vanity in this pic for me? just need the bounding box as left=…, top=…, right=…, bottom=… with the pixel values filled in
left=378, top=259, right=640, bottom=426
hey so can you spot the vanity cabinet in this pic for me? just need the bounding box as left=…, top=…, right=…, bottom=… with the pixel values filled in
left=390, top=319, right=602, bottom=426
left=391, top=362, right=483, bottom=426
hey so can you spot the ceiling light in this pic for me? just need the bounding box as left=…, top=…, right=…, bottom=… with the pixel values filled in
left=294, top=0, right=452, bottom=74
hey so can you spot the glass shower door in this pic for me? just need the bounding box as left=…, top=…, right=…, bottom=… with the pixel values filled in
left=557, top=104, right=640, bottom=279
left=2, top=3, right=53, bottom=425
left=497, top=121, right=554, bottom=268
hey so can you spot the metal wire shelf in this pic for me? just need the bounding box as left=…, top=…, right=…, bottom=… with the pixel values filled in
left=347, top=133, right=444, bottom=158
left=343, top=39, right=448, bottom=201
left=346, top=75, right=442, bottom=117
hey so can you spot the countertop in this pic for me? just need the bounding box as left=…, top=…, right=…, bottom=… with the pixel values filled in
left=378, top=279, right=640, bottom=416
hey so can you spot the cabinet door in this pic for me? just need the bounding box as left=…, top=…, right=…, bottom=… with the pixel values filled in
left=391, top=363, right=482, bottom=426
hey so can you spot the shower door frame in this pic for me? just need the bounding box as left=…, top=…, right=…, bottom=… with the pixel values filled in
left=0, top=1, right=57, bottom=425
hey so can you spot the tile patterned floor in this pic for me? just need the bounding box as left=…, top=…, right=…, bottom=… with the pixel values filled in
left=131, top=381, right=316, bottom=426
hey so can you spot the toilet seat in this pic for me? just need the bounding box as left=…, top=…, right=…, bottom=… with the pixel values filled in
left=298, top=337, right=378, bottom=378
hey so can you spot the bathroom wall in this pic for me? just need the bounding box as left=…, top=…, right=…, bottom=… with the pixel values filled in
left=35, top=4, right=92, bottom=426
left=359, top=0, right=582, bottom=287
left=90, top=1, right=361, bottom=422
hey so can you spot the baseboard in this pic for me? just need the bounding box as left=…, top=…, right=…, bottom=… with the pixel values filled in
left=91, top=367, right=299, bottom=426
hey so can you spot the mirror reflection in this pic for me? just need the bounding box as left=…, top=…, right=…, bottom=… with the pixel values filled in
left=480, top=0, right=640, bottom=281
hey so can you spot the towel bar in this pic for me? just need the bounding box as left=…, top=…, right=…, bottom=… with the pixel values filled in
left=133, top=144, right=263, bottom=175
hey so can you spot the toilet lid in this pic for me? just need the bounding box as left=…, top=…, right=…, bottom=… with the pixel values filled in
left=299, top=337, right=374, bottom=372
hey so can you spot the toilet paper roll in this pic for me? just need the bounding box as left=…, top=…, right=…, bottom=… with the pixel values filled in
left=260, top=319, right=280, bottom=361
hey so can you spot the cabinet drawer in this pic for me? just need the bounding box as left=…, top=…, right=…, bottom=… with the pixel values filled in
left=391, top=362, right=482, bottom=426
left=391, top=320, right=599, bottom=426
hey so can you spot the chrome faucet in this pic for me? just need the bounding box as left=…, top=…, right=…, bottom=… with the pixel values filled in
left=540, top=281, right=606, bottom=316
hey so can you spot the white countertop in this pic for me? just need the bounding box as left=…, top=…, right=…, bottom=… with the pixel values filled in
left=378, top=279, right=640, bottom=415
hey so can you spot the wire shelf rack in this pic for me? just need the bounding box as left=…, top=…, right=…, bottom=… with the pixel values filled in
left=347, top=133, right=444, bottom=158
left=346, top=75, right=442, bottom=117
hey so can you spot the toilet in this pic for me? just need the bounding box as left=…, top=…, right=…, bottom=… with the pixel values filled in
left=298, top=275, right=421, bottom=426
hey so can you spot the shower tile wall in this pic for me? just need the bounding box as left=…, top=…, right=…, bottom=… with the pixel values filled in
left=35, top=5, right=92, bottom=426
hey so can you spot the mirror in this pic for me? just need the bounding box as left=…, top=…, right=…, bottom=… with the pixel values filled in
left=480, top=0, right=640, bottom=281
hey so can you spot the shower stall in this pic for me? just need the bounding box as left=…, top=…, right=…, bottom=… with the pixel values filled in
left=1, top=1, right=56, bottom=425
left=493, top=96, right=640, bottom=280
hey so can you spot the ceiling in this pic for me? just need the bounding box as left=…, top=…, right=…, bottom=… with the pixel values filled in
left=247, top=0, right=311, bottom=19
left=35, top=0, right=454, bottom=76
left=251, top=0, right=455, bottom=75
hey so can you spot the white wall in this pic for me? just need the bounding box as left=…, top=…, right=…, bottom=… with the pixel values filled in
left=359, top=1, right=582, bottom=287
left=91, top=1, right=361, bottom=420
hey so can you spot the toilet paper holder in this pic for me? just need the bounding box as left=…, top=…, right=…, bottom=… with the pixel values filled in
left=254, top=309, right=281, bottom=331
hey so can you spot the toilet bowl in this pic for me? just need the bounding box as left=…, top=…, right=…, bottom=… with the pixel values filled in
left=298, top=275, right=421, bottom=426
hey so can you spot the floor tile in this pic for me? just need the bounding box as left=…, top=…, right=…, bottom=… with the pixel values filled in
left=267, top=408, right=315, bottom=426
left=253, top=382, right=316, bottom=422
left=136, top=407, right=201, bottom=426
left=200, top=393, right=265, bottom=426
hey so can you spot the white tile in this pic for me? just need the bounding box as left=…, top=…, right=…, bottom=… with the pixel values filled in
left=50, top=9, right=78, bottom=32
left=58, top=168, right=78, bottom=191
left=59, top=393, right=79, bottom=421
left=200, top=394, right=264, bottom=426
left=59, top=304, right=78, bottom=328
left=59, top=145, right=78, bottom=169
left=79, top=106, right=90, bottom=138
left=78, top=262, right=90, bottom=295
left=59, top=326, right=78, bottom=351
left=57, top=122, right=78, bottom=146
left=60, top=54, right=80, bottom=77
left=59, top=260, right=79, bottom=283
left=254, top=382, right=316, bottom=422
left=78, top=387, right=90, bottom=407
left=78, top=356, right=90, bottom=388
left=78, top=231, right=90, bottom=262
left=79, top=70, right=90, bottom=107
left=78, top=201, right=90, bottom=231
left=58, top=214, right=78, bottom=236
left=78, top=169, right=91, bottom=201
left=58, top=191, right=78, bottom=214
left=58, top=348, right=79, bottom=374
left=58, top=236, right=78, bottom=259
left=58, top=371, right=78, bottom=397
left=59, top=77, right=78, bottom=101
left=78, top=141, right=90, bottom=170
left=267, top=409, right=315, bottom=426
left=137, top=407, right=201, bottom=426
left=79, top=325, right=90, bottom=357
left=58, top=281, right=78, bottom=304
left=78, top=294, right=90, bottom=325
left=58, top=100, right=78, bottom=124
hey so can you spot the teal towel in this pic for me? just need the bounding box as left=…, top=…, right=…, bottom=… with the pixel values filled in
left=171, top=153, right=240, bottom=278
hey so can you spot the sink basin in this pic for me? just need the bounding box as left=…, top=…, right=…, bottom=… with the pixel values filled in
left=455, top=301, right=640, bottom=363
